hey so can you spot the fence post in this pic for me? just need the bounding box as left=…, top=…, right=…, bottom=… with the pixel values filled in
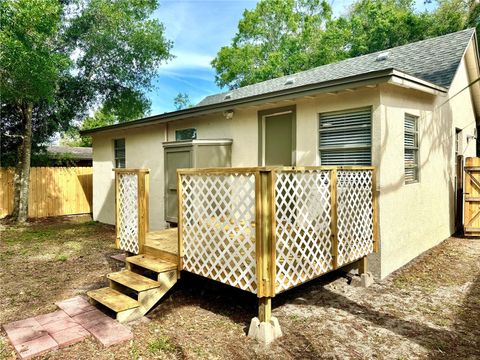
left=330, top=168, right=338, bottom=269
left=137, top=170, right=149, bottom=255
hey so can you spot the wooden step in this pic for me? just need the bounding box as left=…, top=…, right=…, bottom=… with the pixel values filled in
left=108, top=270, right=160, bottom=292
left=144, top=246, right=179, bottom=264
left=87, top=287, right=139, bottom=313
left=127, top=254, right=177, bottom=273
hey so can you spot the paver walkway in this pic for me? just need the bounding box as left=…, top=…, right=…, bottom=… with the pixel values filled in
left=3, top=296, right=133, bottom=359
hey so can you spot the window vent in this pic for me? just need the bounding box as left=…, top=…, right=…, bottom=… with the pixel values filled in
left=376, top=52, right=389, bottom=61
left=284, top=77, right=295, bottom=85
left=224, top=93, right=232, bottom=100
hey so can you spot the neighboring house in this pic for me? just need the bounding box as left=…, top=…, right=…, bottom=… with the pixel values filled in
left=46, top=146, right=93, bottom=166
left=82, top=29, right=480, bottom=279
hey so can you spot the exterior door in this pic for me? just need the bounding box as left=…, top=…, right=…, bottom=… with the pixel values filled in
left=165, top=149, right=191, bottom=223
left=263, top=112, right=294, bottom=166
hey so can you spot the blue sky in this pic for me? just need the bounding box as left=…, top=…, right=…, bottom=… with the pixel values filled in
left=149, top=0, right=436, bottom=114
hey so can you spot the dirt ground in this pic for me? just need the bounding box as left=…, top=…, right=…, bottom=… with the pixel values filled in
left=0, top=216, right=479, bottom=360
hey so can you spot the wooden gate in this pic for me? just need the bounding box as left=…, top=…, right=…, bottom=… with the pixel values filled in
left=464, top=157, right=480, bottom=236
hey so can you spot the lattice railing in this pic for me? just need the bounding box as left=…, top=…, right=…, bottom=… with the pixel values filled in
left=336, top=170, right=374, bottom=266
left=275, top=170, right=333, bottom=292
left=114, top=169, right=149, bottom=254
left=178, top=167, right=377, bottom=297
left=179, top=171, right=257, bottom=293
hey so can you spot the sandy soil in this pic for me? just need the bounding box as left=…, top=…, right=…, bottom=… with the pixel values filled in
left=0, top=216, right=479, bottom=360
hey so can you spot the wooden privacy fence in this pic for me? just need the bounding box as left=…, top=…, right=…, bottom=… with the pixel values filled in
left=0, top=167, right=92, bottom=218
left=177, top=166, right=378, bottom=297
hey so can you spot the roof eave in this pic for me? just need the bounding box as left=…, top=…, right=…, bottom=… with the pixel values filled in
left=81, top=68, right=445, bottom=135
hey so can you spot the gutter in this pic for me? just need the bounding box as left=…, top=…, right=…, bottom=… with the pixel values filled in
left=81, top=68, right=447, bottom=136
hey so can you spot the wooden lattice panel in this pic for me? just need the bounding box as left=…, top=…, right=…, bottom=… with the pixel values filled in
left=118, top=172, right=139, bottom=254
left=180, top=173, right=257, bottom=293
left=336, top=170, right=374, bottom=266
left=275, top=170, right=333, bottom=293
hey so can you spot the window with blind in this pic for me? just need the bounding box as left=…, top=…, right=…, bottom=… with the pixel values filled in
left=114, top=138, right=126, bottom=168
left=404, top=114, right=419, bottom=183
left=319, top=107, right=372, bottom=166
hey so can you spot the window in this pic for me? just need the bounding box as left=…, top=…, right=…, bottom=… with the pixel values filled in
left=404, top=114, right=419, bottom=183
left=114, top=138, right=126, bottom=168
left=319, top=107, right=371, bottom=166
left=175, top=128, right=197, bottom=141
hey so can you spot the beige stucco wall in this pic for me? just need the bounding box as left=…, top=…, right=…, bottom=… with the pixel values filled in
left=91, top=49, right=477, bottom=279
left=92, top=124, right=167, bottom=229
left=376, top=57, right=477, bottom=278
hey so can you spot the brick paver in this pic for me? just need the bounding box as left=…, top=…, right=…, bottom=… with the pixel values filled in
left=55, top=296, right=95, bottom=317
left=3, top=296, right=134, bottom=358
left=15, top=334, right=58, bottom=359
left=50, top=324, right=90, bottom=348
left=88, top=319, right=133, bottom=347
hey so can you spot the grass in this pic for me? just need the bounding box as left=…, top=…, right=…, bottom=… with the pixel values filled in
left=147, top=336, right=174, bottom=354
left=1, top=216, right=479, bottom=360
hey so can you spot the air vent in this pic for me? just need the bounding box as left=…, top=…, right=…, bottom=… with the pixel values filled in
left=224, top=93, right=232, bottom=100
left=284, top=77, right=295, bottom=85
left=376, top=52, right=389, bottom=61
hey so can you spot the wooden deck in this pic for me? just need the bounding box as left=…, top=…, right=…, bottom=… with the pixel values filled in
left=144, top=228, right=179, bottom=263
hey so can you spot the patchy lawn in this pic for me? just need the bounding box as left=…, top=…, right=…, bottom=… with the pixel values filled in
left=1, top=216, right=479, bottom=359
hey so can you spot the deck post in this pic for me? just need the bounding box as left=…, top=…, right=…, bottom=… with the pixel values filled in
left=137, top=170, right=150, bottom=255
left=249, top=169, right=282, bottom=344
left=114, top=170, right=120, bottom=249
left=330, top=169, right=338, bottom=269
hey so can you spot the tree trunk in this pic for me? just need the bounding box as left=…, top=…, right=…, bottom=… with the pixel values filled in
left=12, top=102, right=33, bottom=223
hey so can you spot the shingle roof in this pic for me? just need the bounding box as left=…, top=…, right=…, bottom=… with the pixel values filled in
left=198, top=28, right=475, bottom=107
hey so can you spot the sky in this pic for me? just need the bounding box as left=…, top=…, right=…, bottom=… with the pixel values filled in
left=148, top=0, right=436, bottom=114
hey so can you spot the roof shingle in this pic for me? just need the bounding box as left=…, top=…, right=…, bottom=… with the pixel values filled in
left=198, top=28, right=475, bottom=106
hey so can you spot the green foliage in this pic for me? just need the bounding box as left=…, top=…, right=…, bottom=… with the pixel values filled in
left=1, top=0, right=172, bottom=162
left=0, top=0, right=71, bottom=104
left=212, top=0, right=335, bottom=89
left=61, top=107, right=117, bottom=147
left=147, top=336, right=174, bottom=353
left=173, top=92, right=192, bottom=110
left=212, top=0, right=479, bottom=90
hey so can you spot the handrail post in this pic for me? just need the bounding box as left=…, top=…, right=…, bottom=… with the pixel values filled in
left=250, top=169, right=282, bottom=343
left=177, top=170, right=184, bottom=271
left=330, top=168, right=338, bottom=269
left=114, top=170, right=120, bottom=249
left=372, top=168, right=379, bottom=253
left=255, top=169, right=276, bottom=299
left=137, top=169, right=149, bottom=255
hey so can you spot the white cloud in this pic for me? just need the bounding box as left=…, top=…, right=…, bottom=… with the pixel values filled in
left=162, top=51, right=214, bottom=70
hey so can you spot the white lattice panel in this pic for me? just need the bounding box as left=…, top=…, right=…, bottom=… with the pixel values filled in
left=275, top=171, right=333, bottom=293
left=336, top=170, right=374, bottom=266
left=118, top=173, right=139, bottom=254
left=181, top=173, right=257, bottom=293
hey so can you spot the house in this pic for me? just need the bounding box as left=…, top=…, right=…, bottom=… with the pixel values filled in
left=82, top=28, right=480, bottom=281
left=46, top=145, right=93, bottom=166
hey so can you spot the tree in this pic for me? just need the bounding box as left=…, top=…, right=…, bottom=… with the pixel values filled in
left=211, top=0, right=336, bottom=89
left=173, top=92, right=192, bottom=110
left=212, top=0, right=477, bottom=89
left=61, top=108, right=117, bottom=147
left=0, top=0, right=172, bottom=222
